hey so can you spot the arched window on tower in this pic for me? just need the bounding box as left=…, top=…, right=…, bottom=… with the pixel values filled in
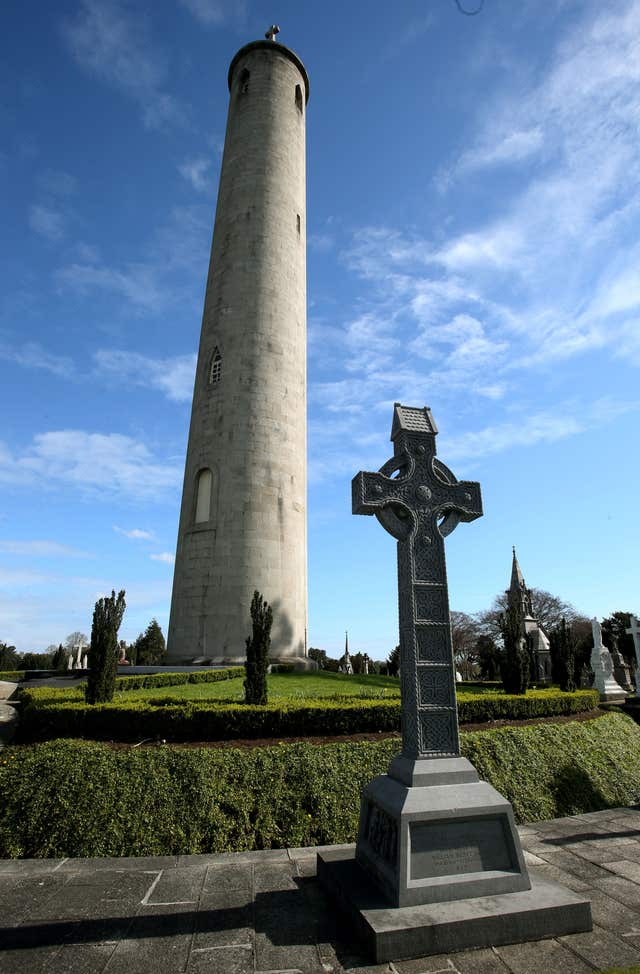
left=239, top=68, right=250, bottom=94
left=208, top=347, right=222, bottom=385
left=194, top=468, right=213, bottom=524
left=295, top=84, right=303, bottom=113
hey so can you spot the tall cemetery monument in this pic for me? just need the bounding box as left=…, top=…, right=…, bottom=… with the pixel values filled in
left=167, top=29, right=310, bottom=665
left=318, top=405, right=591, bottom=962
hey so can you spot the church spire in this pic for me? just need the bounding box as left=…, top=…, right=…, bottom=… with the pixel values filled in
left=510, top=546, right=525, bottom=593
left=507, top=546, right=533, bottom=618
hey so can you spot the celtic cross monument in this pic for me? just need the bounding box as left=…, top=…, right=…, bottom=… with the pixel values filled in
left=352, top=403, right=481, bottom=763
left=318, top=404, right=591, bottom=962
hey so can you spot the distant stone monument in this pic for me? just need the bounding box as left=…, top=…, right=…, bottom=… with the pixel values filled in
left=626, top=616, right=640, bottom=689
left=610, top=636, right=633, bottom=692
left=591, top=618, right=626, bottom=702
left=318, top=404, right=591, bottom=962
left=338, top=632, right=354, bottom=674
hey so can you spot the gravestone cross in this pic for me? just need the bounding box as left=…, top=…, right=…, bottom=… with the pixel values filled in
left=352, top=403, right=482, bottom=759
left=626, top=615, right=640, bottom=684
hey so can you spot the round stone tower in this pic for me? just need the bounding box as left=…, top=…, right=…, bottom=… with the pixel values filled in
left=167, top=31, right=309, bottom=665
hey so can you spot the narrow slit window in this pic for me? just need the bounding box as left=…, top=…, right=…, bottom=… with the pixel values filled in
left=239, top=68, right=250, bottom=94
left=209, top=347, right=222, bottom=385
left=194, top=468, right=213, bottom=524
left=295, top=84, right=303, bottom=113
left=296, top=213, right=301, bottom=234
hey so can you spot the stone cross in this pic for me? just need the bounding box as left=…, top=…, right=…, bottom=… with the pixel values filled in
left=265, top=25, right=280, bottom=41
left=626, top=615, right=640, bottom=683
left=352, top=403, right=482, bottom=759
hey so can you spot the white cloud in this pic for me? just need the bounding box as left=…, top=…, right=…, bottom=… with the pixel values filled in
left=28, top=205, right=65, bottom=241
left=62, top=0, right=183, bottom=129
left=56, top=205, right=210, bottom=315
left=95, top=349, right=196, bottom=402
left=150, top=552, right=175, bottom=564
left=0, top=540, right=91, bottom=558
left=0, top=341, right=74, bottom=378
left=178, top=157, right=212, bottom=193
left=113, top=526, right=155, bottom=540
left=0, top=431, right=181, bottom=501
left=57, top=261, right=166, bottom=313
left=456, top=128, right=545, bottom=174
left=178, top=0, right=245, bottom=26
left=446, top=398, right=640, bottom=462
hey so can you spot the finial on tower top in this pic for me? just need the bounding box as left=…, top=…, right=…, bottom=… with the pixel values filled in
left=265, top=25, right=280, bottom=41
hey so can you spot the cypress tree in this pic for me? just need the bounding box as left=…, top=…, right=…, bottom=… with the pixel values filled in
left=499, top=604, right=530, bottom=695
left=550, top=617, right=577, bottom=692
left=85, top=590, right=126, bottom=704
left=244, top=591, right=272, bottom=705
left=135, top=619, right=166, bottom=665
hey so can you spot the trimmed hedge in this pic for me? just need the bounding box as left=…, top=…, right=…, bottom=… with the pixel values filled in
left=0, top=671, right=22, bottom=682
left=457, top=689, right=598, bottom=723
left=16, top=696, right=402, bottom=743
left=1, top=712, right=639, bottom=858
left=113, top=666, right=244, bottom=692
left=15, top=686, right=599, bottom=743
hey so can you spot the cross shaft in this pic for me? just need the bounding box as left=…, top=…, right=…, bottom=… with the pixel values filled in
left=353, top=404, right=482, bottom=759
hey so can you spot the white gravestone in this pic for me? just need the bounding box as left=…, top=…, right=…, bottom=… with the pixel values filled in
left=591, top=618, right=626, bottom=702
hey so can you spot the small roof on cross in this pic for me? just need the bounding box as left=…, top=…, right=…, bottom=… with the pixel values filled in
left=391, top=403, right=438, bottom=441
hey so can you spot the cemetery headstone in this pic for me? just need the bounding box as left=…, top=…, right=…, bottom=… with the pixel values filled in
left=317, top=403, right=591, bottom=962
left=591, top=618, right=626, bottom=702
left=610, top=636, right=633, bottom=692
left=627, top=616, right=640, bottom=690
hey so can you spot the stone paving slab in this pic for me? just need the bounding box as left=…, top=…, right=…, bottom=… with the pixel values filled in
left=2, top=808, right=640, bottom=973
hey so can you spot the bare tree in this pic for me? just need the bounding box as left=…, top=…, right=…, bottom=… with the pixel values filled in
left=450, top=611, right=482, bottom=680
left=64, top=631, right=88, bottom=651
left=476, top=589, right=582, bottom=642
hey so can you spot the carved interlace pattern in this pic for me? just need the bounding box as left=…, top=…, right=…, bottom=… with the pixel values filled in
left=415, top=626, right=450, bottom=663
left=414, top=585, right=448, bottom=623
left=418, top=666, right=453, bottom=707
left=420, top=712, right=459, bottom=756
left=365, top=801, right=398, bottom=866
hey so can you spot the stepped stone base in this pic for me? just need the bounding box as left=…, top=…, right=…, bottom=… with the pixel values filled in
left=317, top=847, right=592, bottom=963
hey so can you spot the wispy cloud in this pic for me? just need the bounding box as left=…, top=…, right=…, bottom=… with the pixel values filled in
left=62, top=0, right=184, bottom=129
left=446, top=398, right=640, bottom=462
left=0, top=341, right=74, bottom=378
left=150, top=551, right=175, bottom=564
left=95, top=349, right=196, bottom=402
left=0, top=540, right=91, bottom=558
left=113, top=526, right=155, bottom=541
left=178, top=0, right=245, bottom=26
left=56, top=205, right=210, bottom=315
left=28, top=168, right=77, bottom=241
left=0, top=431, right=181, bottom=501
left=28, top=205, right=66, bottom=241
left=178, top=157, right=212, bottom=193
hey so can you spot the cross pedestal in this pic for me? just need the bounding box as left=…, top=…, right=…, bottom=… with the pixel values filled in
left=317, top=404, right=591, bottom=962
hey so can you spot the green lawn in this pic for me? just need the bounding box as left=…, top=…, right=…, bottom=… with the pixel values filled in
left=117, top=670, right=401, bottom=702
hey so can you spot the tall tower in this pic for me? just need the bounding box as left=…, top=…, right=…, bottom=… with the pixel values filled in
left=167, top=29, right=309, bottom=665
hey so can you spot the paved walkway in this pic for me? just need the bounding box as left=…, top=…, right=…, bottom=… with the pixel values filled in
left=3, top=807, right=640, bottom=973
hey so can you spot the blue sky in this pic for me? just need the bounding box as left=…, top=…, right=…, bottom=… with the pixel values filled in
left=1, top=0, right=639, bottom=656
